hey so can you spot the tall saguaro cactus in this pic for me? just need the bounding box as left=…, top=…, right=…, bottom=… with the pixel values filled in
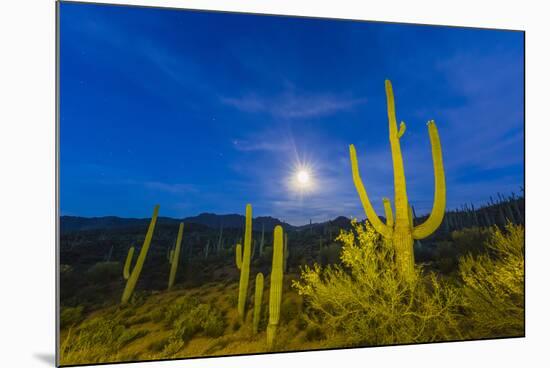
left=253, top=272, right=264, bottom=334
left=349, top=80, right=446, bottom=281
left=167, top=222, right=184, bottom=290
left=237, top=204, right=253, bottom=321
left=121, top=204, right=160, bottom=304
left=267, top=225, right=284, bottom=348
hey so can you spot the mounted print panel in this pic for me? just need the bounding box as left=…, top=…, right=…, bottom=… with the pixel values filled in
left=57, top=1, right=525, bottom=366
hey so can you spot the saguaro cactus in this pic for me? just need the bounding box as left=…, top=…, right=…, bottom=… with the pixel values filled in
left=267, top=225, right=284, bottom=348
left=259, top=222, right=265, bottom=257
left=253, top=272, right=264, bottom=334
left=167, top=222, right=184, bottom=290
left=235, top=243, right=242, bottom=270
left=349, top=80, right=445, bottom=281
left=121, top=204, right=160, bottom=304
left=237, top=204, right=253, bottom=321
left=123, top=246, right=135, bottom=280
left=217, top=222, right=224, bottom=254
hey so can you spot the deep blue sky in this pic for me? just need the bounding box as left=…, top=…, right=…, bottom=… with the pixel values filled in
left=59, top=2, right=524, bottom=225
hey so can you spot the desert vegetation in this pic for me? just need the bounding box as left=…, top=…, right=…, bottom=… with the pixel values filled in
left=58, top=81, right=524, bottom=366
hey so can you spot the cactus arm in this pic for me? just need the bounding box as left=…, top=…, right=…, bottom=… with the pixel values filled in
left=123, top=246, right=135, bottom=280
left=121, top=204, right=159, bottom=304
left=413, top=120, right=446, bottom=239
left=349, top=144, right=392, bottom=238
left=237, top=204, right=253, bottom=321
left=168, top=222, right=184, bottom=290
left=397, top=121, right=406, bottom=138
left=253, top=272, right=264, bottom=334
left=235, top=243, right=242, bottom=270
left=382, top=197, right=394, bottom=227
left=267, top=225, right=284, bottom=348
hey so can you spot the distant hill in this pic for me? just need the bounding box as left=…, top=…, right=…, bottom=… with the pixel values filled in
left=60, top=213, right=295, bottom=233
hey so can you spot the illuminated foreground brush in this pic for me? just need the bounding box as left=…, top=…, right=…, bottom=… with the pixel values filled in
left=267, top=225, right=284, bottom=348
left=167, top=222, right=184, bottom=290
left=121, top=205, right=159, bottom=304
left=349, top=80, right=446, bottom=281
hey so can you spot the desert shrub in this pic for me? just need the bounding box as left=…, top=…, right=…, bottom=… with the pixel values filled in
left=60, top=316, right=140, bottom=365
left=171, top=303, right=226, bottom=339
left=127, top=314, right=151, bottom=325
left=161, top=336, right=185, bottom=356
left=162, top=296, right=226, bottom=342
left=434, top=241, right=459, bottom=274
left=459, top=223, right=524, bottom=338
left=319, top=243, right=341, bottom=266
left=280, top=298, right=299, bottom=325
left=86, top=262, right=121, bottom=284
left=149, top=306, right=166, bottom=323
left=148, top=337, right=169, bottom=352
left=60, top=305, right=84, bottom=328
left=128, top=290, right=149, bottom=307
left=117, top=329, right=148, bottom=347
left=202, top=308, right=226, bottom=337
left=305, top=325, right=325, bottom=341
left=226, top=293, right=238, bottom=308
left=452, top=227, right=492, bottom=256
left=293, top=220, right=463, bottom=347
left=260, top=246, right=273, bottom=265
left=164, top=296, right=200, bottom=326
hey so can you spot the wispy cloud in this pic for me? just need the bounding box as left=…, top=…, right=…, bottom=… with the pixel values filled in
left=143, top=181, right=198, bottom=194
left=220, top=90, right=367, bottom=119
left=231, top=139, right=291, bottom=152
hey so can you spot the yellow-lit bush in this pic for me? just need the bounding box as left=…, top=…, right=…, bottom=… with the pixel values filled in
left=60, top=305, right=84, bottom=329
left=60, top=316, right=148, bottom=365
left=293, top=220, right=463, bottom=347
left=459, top=223, right=524, bottom=338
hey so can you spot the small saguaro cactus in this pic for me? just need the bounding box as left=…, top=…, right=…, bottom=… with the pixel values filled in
left=205, top=239, right=210, bottom=259
left=259, top=222, right=265, bottom=257
left=267, top=225, right=284, bottom=348
left=167, top=222, right=184, bottom=290
left=349, top=80, right=446, bottom=282
left=217, top=222, right=224, bottom=254
left=253, top=272, right=264, bottom=334
left=237, top=204, right=253, bottom=321
left=123, top=246, right=135, bottom=280
left=235, top=243, right=242, bottom=270
left=121, top=204, right=160, bottom=304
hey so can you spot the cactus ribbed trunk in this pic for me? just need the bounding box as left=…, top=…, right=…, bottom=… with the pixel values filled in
left=237, top=204, right=253, bottom=321
left=393, top=224, right=415, bottom=278
left=121, top=204, right=159, bottom=304
left=168, top=222, right=184, bottom=290
left=253, top=272, right=264, bottom=334
left=267, top=225, right=283, bottom=348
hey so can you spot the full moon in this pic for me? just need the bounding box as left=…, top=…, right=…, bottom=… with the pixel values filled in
left=296, top=170, right=310, bottom=185
left=288, top=163, right=316, bottom=194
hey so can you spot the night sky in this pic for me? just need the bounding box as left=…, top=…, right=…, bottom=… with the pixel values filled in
left=59, top=2, right=524, bottom=225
